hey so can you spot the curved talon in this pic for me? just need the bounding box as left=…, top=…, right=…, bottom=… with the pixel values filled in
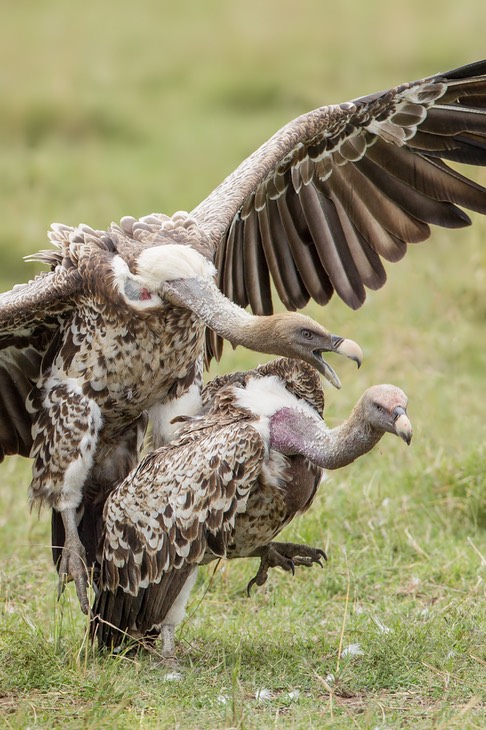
left=57, top=572, right=68, bottom=600
left=74, top=575, right=91, bottom=615
left=246, top=577, right=257, bottom=597
left=57, top=543, right=90, bottom=614
left=246, top=571, right=267, bottom=597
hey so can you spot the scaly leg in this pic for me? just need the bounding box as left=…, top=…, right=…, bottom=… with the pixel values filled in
left=30, top=379, right=103, bottom=615
left=159, top=567, right=199, bottom=660
left=247, top=542, right=327, bottom=595
left=160, top=624, right=176, bottom=660
left=57, top=507, right=90, bottom=614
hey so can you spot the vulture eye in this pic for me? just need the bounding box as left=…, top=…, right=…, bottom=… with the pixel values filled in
left=374, top=402, right=385, bottom=413
left=301, top=329, right=314, bottom=340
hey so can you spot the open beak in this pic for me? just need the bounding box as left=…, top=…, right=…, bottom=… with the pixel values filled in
left=313, top=335, right=363, bottom=389
left=312, top=356, right=342, bottom=389
left=393, top=406, right=413, bottom=445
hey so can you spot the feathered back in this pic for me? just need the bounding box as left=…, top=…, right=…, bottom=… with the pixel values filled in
left=98, top=421, right=266, bottom=596
left=201, top=357, right=324, bottom=416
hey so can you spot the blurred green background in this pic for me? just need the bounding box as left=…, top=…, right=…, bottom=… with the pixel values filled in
left=1, top=2, right=485, bottom=726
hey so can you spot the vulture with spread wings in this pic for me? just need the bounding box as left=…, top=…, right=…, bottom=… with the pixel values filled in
left=0, top=59, right=485, bottom=612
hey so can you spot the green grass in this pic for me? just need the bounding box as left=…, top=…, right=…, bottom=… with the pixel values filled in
left=1, top=0, right=486, bottom=727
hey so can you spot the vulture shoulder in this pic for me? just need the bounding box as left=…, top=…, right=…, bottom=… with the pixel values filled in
left=0, top=222, right=127, bottom=460
left=0, top=267, right=81, bottom=335
left=201, top=357, right=324, bottom=416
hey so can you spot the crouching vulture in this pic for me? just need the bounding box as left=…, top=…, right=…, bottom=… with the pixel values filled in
left=0, top=58, right=484, bottom=612
left=92, top=358, right=412, bottom=657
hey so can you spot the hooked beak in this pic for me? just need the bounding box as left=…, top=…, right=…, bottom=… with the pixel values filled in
left=393, top=406, right=413, bottom=445
left=331, top=335, right=363, bottom=368
left=313, top=335, right=363, bottom=389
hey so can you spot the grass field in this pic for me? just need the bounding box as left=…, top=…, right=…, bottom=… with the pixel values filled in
left=1, top=1, right=485, bottom=727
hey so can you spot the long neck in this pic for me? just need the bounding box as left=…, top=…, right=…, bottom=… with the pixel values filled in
left=311, top=413, right=383, bottom=470
left=164, top=277, right=273, bottom=349
left=271, top=403, right=384, bottom=470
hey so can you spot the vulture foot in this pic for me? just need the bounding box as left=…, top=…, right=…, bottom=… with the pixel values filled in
left=247, top=542, right=327, bottom=596
left=57, top=538, right=90, bottom=615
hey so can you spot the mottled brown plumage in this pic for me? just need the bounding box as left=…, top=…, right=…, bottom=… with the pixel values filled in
left=1, top=58, right=485, bottom=612
left=0, top=217, right=357, bottom=613
left=199, top=58, right=486, bottom=362
left=92, top=358, right=412, bottom=655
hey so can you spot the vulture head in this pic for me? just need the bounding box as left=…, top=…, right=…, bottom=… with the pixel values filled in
left=114, top=242, right=363, bottom=388
left=236, top=378, right=412, bottom=469
left=357, top=384, right=412, bottom=445
left=250, top=313, right=363, bottom=388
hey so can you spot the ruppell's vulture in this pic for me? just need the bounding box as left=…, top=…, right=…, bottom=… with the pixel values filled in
left=0, top=228, right=359, bottom=614
left=92, top=357, right=412, bottom=657
left=1, top=58, right=484, bottom=611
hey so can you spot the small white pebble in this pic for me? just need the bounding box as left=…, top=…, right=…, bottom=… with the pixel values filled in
left=287, top=689, right=300, bottom=701
left=255, top=688, right=273, bottom=701
left=341, top=643, right=364, bottom=657
left=217, top=694, right=229, bottom=705
left=325, top=673, right=335, bottom=685
left=354, top=604, right=365, bottom=615
left=163, top=671, right=183, bottom=682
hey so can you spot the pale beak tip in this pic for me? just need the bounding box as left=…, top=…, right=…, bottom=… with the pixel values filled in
left=333, top=337, right=364, bottom=369
left=395, top=413, right=413, bottom=446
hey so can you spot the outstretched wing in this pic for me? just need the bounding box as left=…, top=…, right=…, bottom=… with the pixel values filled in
left=0, top=265, right=82, bottom=460
left=0, top=266, right=81, bottom=334
left=93, top=421, right=265, bottom=645
left=193, top=60, right=486, bottom=360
